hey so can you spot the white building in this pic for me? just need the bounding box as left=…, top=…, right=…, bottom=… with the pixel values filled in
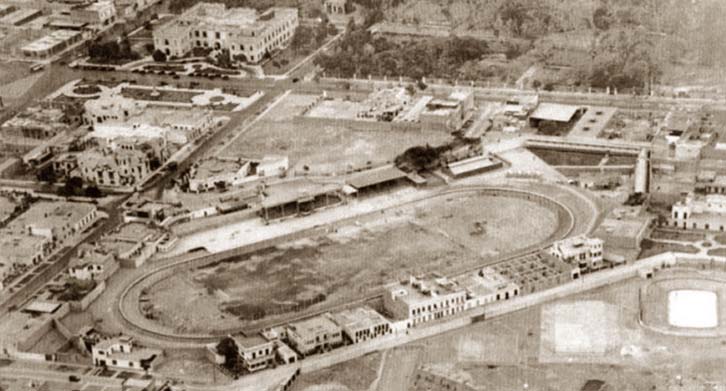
left=549, top=235, right=604, bottom=272
left=68, top=0, right=117, bottom=26
left=671, top=193, right=726, bottom=232
left=455, top=267, right=520, bottom=309
left=188, top=157, right=251, bottom=192
left=92, top=336, right=162, bottom=371
left=153, top=3, right=299, bottom=62
left=256, top=155, right=288, bottom=177
left=286, top=314, right=343, bottom=356
left=20, top=30, right=83, bottom=59
left=68, top=245, right=118, bottom=282
left=382, top=276, right=467, bottom=328
left=330, top=306, right=391, bottom=344
left=10, top=201, right=98, bottom=244
left=232, top=335, right=276, bottom=372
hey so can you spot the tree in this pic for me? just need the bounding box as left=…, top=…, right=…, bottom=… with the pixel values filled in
left=60, top=176, right=84, bottom=197
left=344, top=0, right=355, bottom=14
left=152, top=49, right=167, bottom=62
left=290, top=25, right=314, bottom=53
left=216, top=337, right=239, bottom=369
left=37, top=165, right=56, bottom=183
left=85, top=185, right=103, bottom=198
left=593, top=6, right=611, bottom=30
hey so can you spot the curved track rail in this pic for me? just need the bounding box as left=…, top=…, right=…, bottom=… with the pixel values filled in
left=117, top=185, right=582, bottom=346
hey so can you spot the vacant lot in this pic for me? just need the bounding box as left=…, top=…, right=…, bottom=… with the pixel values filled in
left=146, top=192, right=560, bottom=332
left=220, top=94, right=450, bottom=174
left=290, top=351, right=382, bottom=391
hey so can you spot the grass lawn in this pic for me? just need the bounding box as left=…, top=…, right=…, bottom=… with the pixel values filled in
left=650, top=229, right=707, bottom=243
left=638, top=239, right=700, bottom=259
left=120, top=87, right=199, bottom=103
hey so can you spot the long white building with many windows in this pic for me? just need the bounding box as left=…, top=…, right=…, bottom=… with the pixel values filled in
left=153, top=3, right=298, bottom=63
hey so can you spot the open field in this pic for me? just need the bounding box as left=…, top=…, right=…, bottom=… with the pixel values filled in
left=145, top=192, right=560, bottom=333
left=0, top=60, right=31, bottom=85
left=290, top=351, right=382, bottom=391
left=219, top=93, right=451, bottom=174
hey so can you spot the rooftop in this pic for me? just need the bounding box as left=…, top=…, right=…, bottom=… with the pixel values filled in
left=232, top=334, right=270, bottom=350
left=24, top=300, right=62, bottom=314
left=331, top=306, right=389, bottom=332
left=192, top=158, right=249, bottom=181
left=179, top=2, right=296, bottom=30
left=345, top=165, right=407, bottom=190
left=0, top=230, right=47, bottom=263
left=108, top=222, right=160, bottom=243
left=288, top=314, right=341, bottom=338
left=68, top=244, right=113, bottom=269
left=447, top=155, right=501, bottom=176
left=261, top=179, right=340, bottom=209
left=11, top=200, right=95, bottom=232
left=21, top=29, right=80, bottom=53
left=1, top=8, right=40, bottom=25
left=388, top=276, right=464, bottom=305
left=595, top=215, right=653, bottom=239
left=455, top=268, right=517, bottom=298
left=530, top=103, right=582, bottom=123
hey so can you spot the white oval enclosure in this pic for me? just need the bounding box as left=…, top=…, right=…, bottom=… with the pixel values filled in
left=668, top=290, right=718, bottom=329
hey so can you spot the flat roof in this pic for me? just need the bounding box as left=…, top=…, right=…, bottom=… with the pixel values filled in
left=529, top=103, right=581, bottom=123
left=331, top=306, right=389, bottom=332
left=109, top=222, right=159, bottom=243
left=21, top=29, right=81, bottom=52
left=24, top=300, right=62, bottom=314
left=1, top=8, right=40, bottom=25
left=10, top=200, right=95, bottom=233
left=261, top=179, right=340, bottom=209
left=288, top=314, right=341, bottom=338
left=346, top=165, right=407, bottom=190
left=448, top=155, right=501, bottom=176
left=232, top=334, right=270, bottom=349
left=595, top=216, right=652, bottom=239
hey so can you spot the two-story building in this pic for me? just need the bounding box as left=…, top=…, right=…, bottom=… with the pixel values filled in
left=330, top=306, right=391, bottom=344
left=382, top=276, right=467, bottom=329
left=232, top=335, right=275, bottom=372
left=549, top=235, right=604, bottom=273
left=286, top=314, right=343, bottom=356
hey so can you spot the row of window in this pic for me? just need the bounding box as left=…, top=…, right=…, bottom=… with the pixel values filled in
left=410, top=296, right=465, bottom=316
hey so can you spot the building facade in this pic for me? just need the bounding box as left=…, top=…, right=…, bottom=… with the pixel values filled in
left=671, top=193, right=726, bottom=231
left=92, top=336, right=162, bottom=370
left=77, top=148, right=151, bottom=188
left=286, top=314, right=344, bottom=356
left=549, top=235, right=604, bottom=273
left=331, top=306, right=391, bottom=344
left=232, top=336, right=275, bottom=372
left=153, top=3, right=299, bottom=62
left=382, top=276, right=467, bottom=328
